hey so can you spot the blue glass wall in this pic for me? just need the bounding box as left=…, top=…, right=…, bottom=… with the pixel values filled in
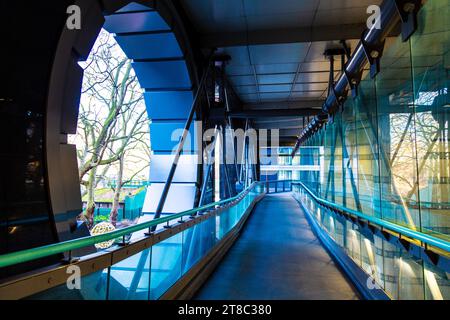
left=299, top=0, right=449, bottom=300
left=303, top=0, right=450, bottom=242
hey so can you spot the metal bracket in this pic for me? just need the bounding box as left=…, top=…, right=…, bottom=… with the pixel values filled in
left=398, top=237, right=411, bottom=251
left=424, top=249, right=440, bottom=266
left=379, top=229, right=391, bottom=241
left=332, top=85, right=348, bottom=112
left=367, top=223, right=378, bottom=234
left=361, top=33, right=385, bottom=78
left=344, top=68, right=363, bottom=98
left=394, top=0, right=422, bottom=42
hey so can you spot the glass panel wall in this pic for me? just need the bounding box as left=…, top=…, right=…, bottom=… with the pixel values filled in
left=293, top=184, right=448, bottom=300
left=300, top=0, right=450, bottom=240
left=28, top=183, right=264, bottom=300
left=411, top=0, right=450, bottom=240
left=297, top=0, right=450, bottom=300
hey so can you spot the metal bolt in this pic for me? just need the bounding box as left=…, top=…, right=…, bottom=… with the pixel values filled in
left=370, top=50, right=379, bottom=58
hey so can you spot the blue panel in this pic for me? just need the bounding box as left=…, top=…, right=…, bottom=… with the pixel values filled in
left=255, top=63, right=298, bottom=74
left=259, top=92, right=290, bottom=100
left=249, top=43, right=308, bottom=64
left=132, top=61, right=191, bottom=89
left=116, top=2, right=153, bottom=12
left=240, top=94, right=259, bottom=102
left=293, top=83, right=327, bottom=91
left=150, top=121, right=197, bottom=152
left=103, top=11, right=170, bottom=33
left=244, top=0, right=318, bottom=16
left=145, top=91, right=193, bottom=120
left=228, top=75, right=256, bottom=86
left=291, top=91, right=324, bottom=99
left=220, top=46, right=251, bottom=65
left=257, top=73, right=295, bottom=84
left=259, top=84, right=292, bottom=92
left=225, top=65, right=253, bottom=76
left=234, top=86, right=257, bottom=94
left=115, top=33, right=183, bottom=60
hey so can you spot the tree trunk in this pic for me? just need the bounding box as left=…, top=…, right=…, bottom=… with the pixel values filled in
left=110, top=154, right=124, bottom=226
left=84, top=168, right=97, bottom=228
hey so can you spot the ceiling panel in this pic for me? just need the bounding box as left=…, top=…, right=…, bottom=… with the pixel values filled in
left=226, top=65, right=254, bottom=76
left=220, top=46, right=251, bottom=65
left=259, top=92, right=291, bottom=100
left=296, top=72, right=336, bottom=82
left=249, top=43, right=309, bottom=64
left=259, top=84, right=292, bottom=93
left=235, top=85, right=258, bottom=94
left=229, top=75, right=257, bottom=86
left=246, top=12, right=315, bottom=30
left=300, top=61, right=335, bottom=72
left=293, top=83, right=328, bottom=91
left=317, top=0, right=382, bottom=11
left=243, top=0, right=319, bottom=16
left=240, top=93, right=259, bottom=103
left=180, top=0, right=247, bottom=33
left=313, top=7, right=370, bottom=26
left=254, top=63, right=299, bottom=74
left=179, top=0, right=377, bottom=107
left=291, top=91, right=325, bottom=99
left=257, top=73, right=295, bottom=84
left=196, top=17, right=248, bottom=33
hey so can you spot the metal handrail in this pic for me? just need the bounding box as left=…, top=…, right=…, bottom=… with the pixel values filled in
left=0, top=182, right=262, bottom=269
left=293, top=182, right=450, bottom=252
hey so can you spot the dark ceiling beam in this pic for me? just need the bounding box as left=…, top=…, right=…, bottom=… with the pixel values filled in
left=280, top=128, right=303, bottom=137
left=229, top=108, right=321, bottom=119
left=243, top=100, right=325, bottom=110
left=253, top=119, right=304, bottom=130
left=201, top=23, right=367, bottom=48
left=278, top=136, right=298, bottom=144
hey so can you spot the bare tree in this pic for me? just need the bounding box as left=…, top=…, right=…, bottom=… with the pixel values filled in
left=71, top=29, right=150, bottom=227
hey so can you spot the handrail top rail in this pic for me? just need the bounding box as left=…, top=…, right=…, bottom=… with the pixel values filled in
left=292, top=182, right=450, bottom=253
left=0, top=182, right=262, bottom=269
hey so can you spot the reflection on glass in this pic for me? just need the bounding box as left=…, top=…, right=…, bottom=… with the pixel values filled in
left=411, top=0, right=450, bottom=240
left=150, top=233, right=182, bottom=300
left=109, top=249, right=151, bottom=300
left=295, top=0, right=450, bottom=300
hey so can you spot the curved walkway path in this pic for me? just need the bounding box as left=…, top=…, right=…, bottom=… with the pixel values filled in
left=195, top=193, right=359, bottom=300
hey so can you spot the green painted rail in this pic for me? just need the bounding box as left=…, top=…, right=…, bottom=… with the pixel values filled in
left=293, top=182, right=450, bottom=253
left=0, top=182, right=262, bottom=269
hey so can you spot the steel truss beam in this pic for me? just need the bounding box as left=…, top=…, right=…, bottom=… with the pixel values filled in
left=243, top=100, right=325, bottom=110
left=226, top=108, right=322, bottom=119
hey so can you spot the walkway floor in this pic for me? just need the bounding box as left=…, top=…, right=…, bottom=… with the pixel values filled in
left=195, top=193, right=359, bottom=300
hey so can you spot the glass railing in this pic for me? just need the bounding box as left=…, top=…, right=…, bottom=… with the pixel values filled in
left=262, top=180, right=294, bottom=194
left=300, top=0, right=450, bottom=243
left=293, top=181, right=450, bottom=300
left=0, top=182, right=265, bottom=300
